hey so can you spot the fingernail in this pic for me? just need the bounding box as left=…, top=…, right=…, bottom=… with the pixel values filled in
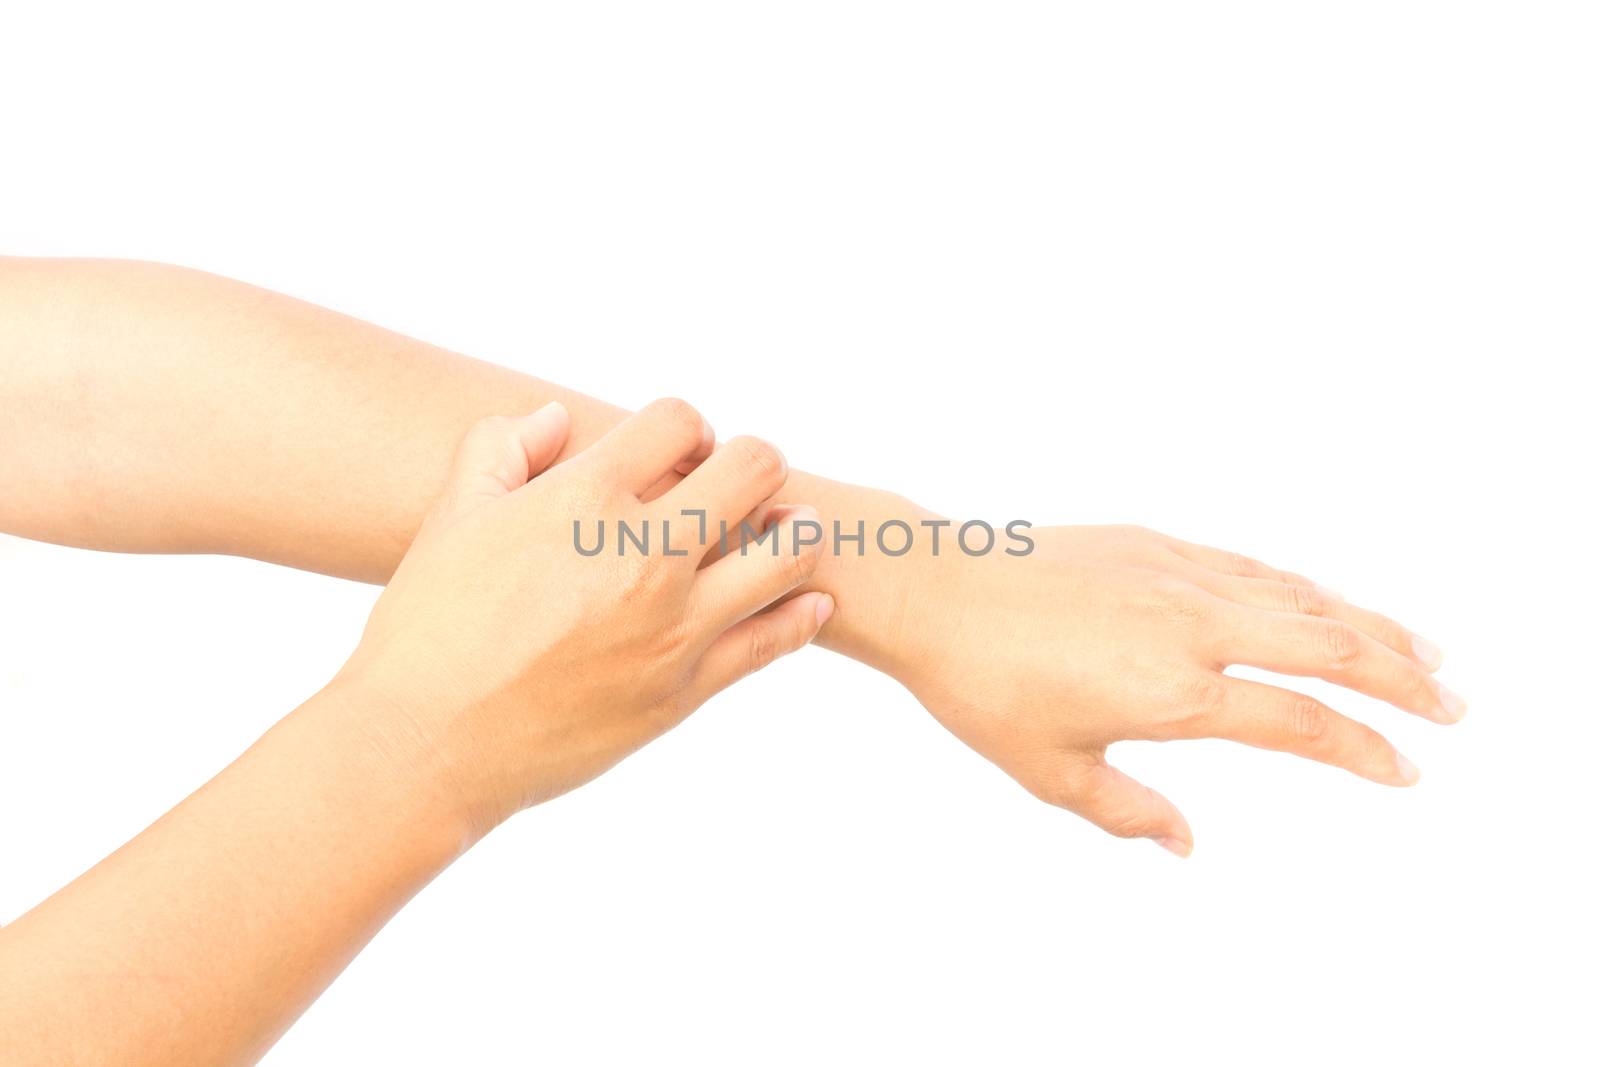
left=814, top=594, right=835, bottom=627
left=527, top=400, right=566, bottom=422
left=779, top=505, right=820, bottom=536
left=763, top=503, right=815, bottom=534
left=762, top=504, right=798, bottom=529
left=1411, top=634, right=1444, bottom=671
left=1436, top=683, right=1468, bottom=723
left=1152, top=836, right=1192, bottom=858
left=1393, top=752, right=1421, bottom=785
left=1315, top=584, right=1345, bottom=601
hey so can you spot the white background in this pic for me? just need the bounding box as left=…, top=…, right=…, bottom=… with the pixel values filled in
left=3, top=3, right=1597, bottom=1063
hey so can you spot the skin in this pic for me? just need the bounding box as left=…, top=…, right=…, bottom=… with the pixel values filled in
left=0, top=257, right=1465, bottom=856
left=893, top=526, right=1456, bottom=851
left=0, top=400, right=835, bottom=1065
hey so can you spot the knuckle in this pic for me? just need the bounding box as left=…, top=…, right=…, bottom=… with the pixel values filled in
left=649, top=396, right=703, bottom=440
left=729, top=436, right=785, bottom=483
left=1148, top=576, right=1208, bottom=627
left=1286, top=583, right=1328, bottom=617
left=1317, top=621, right=1362, bottom=670
left=1224, top=551, right=1261, bottom=577
left=1287, top=697, right=1331, bottom=745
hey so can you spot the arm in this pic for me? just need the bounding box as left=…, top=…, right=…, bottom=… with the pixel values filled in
left=0, top=401, right=834, bottom=1065
left=0, top=682, right=466, bottom=1065
left=0, top=257, right=1464, bottom=852
left=0, top=256, right=909, bottom=667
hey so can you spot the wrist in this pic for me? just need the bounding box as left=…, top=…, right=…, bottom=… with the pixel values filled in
left=789, top=477, right=948, bottom=682
left=303, top=671, right=492, bottom=855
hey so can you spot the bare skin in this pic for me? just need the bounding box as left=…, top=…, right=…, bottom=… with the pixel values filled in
left=0, top=257, right=1464, bottom=853
left=0, top=400, right=835, bottom=1065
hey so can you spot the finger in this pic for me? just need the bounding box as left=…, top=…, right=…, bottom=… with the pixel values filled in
left=1198, top=676, right=1420, bottom=786
left=435, top=403, right=572, bottom=520
left=1041, top=757, right=1194, bottom=857
left=637, top=416, right=719, bottom=503
left=1165, top=538, right=1320, bottom=589
left=661, top=435, right=789, bottom=549
left=688, top=592, right=833, bottom=702
left=581, top=397, right=714, bottom=498
left=691, top=507, right=826, bottom=629
left=1212, top=603, right=1467, bottom=724
left=696, top=499, right=797, bottom=569
left=1181, top=570, right=1443, bottom=671
left=673, top=416, right=716, bottom=474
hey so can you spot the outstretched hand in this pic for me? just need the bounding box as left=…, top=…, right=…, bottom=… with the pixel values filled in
left=891, top=524, right=1460, bottom=855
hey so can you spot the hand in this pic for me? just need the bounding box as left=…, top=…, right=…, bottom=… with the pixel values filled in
left=336, top=398, right=833, bottom=838
left=894, top=524, right=1462, bottom=855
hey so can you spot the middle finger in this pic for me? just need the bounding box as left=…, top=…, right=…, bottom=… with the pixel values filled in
left=1208, top=601, right=1465, bottom=725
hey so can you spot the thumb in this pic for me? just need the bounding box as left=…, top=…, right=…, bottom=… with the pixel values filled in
left=437, top=402, right=572, bottom=520
left=1050, top=756, right=1194, bottom=858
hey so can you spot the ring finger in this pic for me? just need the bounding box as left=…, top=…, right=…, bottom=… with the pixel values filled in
left=1196, top=675, right=1419, bottom=786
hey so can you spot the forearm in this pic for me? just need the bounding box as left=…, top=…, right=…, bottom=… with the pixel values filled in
left=0, top=391, right=847, bottom=1064
left=0, top=256, right=922, bottom=666
left=0, top=680, right=467, bottom=1066
left=0, top=257, right=624, bottom=579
